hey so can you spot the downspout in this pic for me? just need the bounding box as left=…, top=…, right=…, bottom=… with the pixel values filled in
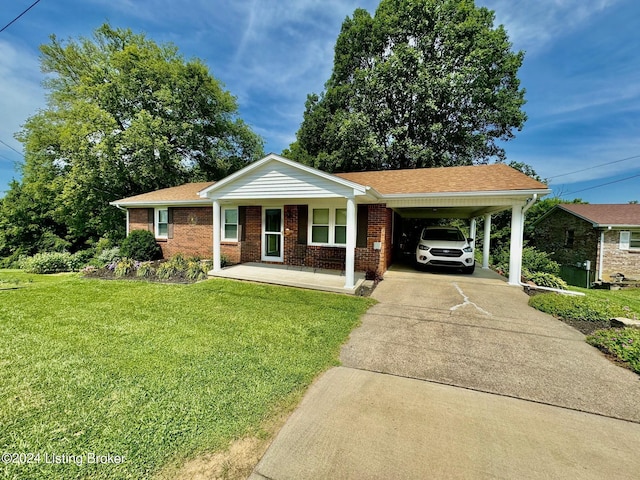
left=598, top=230, right=606, bottom=281
left=522, top=193, right=538, bottom=215
left=113, top=204, right=130, bottom=236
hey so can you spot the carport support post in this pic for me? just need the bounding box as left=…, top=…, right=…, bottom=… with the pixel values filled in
left=470, top=219, right=477, bottom=243
left=344, top=196, right=356, bottom=290
left=212, top=199, right=221, bottom=272
left=482, top=214, right=491, bottom=269
left=508, top=204, right=524, bottom=285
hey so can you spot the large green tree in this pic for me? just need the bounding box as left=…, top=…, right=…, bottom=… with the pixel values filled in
left=1, top=24, right=263, bottom=256
left=286, top=0, right=526, bottom=172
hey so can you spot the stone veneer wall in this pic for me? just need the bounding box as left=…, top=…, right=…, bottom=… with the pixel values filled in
left=600, top=229, right=640, bottom=280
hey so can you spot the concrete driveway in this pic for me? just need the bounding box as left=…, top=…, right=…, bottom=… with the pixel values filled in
left=250, top=266, right=640, bottom=480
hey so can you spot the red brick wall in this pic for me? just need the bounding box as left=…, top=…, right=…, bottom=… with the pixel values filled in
left=126, top=203, right=395, bottom=274
left=127, top=207, right=213, bottom=259
left=355, top=204, right=392, bottom=274
left=240, top=206, right=262, bottom=263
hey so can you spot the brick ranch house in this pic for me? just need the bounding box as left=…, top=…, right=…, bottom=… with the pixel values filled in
left=532, top=203, right=640, bottom=282
left=111, top=154, right=550, bottom=291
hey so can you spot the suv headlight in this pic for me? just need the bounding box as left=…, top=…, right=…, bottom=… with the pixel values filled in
left=463, top=246, right=473, bottom=253
left=418, top=245, right=429, bottom=251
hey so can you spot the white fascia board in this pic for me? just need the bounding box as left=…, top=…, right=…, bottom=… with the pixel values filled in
left=596, top=224, right=640, bottom=229
left=198, top=153, right=368, bottom=198
left=379, top=188, right=551, bottom=200
left=110, top=200, right=211, bottom=208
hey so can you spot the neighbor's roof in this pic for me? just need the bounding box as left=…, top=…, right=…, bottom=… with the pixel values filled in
left=557, top=204, right=640, bottom=227
left=334, top=163, right=547, bottom=195
left=112, top=181, right=215, bottom=205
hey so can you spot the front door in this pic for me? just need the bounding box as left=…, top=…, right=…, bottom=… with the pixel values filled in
left=262, top=208, right=283, bottom=261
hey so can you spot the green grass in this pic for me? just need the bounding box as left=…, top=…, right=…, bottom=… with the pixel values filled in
left=0, top=271, right=373, bottom=479
left=587, top=328, right=640, bottom=374
left=570, top=287, right=640, bottom=320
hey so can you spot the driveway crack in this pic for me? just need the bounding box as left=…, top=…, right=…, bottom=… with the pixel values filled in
left=450, top=282, right=492, bottom=316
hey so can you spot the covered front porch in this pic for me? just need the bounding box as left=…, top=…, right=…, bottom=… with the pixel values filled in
left=208, top=262, right=368, bottom=295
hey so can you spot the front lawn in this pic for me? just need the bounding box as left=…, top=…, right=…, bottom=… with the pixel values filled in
left=0, top=271, right=373, bottom=479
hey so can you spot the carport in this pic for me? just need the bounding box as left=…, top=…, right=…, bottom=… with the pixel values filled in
left=336, top=164, right=552, bottom=286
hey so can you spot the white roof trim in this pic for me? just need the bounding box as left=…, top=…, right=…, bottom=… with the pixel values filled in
left=198, top=153, right=369, bottom=198
left=378, top=188, right=551, bottom=199
left=110, top=200, right=210, bottom=207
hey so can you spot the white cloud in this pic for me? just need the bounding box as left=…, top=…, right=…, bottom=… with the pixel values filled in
left=482, top=0, right=621, bottom=53
left=0, top=39, right=43, bottom=157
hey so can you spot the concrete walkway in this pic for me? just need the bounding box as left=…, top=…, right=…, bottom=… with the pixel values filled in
left=250, top=266, right=640, bottom=480
left=209, top=262, right=366, bottom=294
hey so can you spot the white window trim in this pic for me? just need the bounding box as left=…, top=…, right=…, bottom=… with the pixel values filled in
left=308, top=206, right=348, bottom=247
left=625, top=230, right=640, bottom=251
left=619, top=231, right=631, bottom=250
left=221, top=207, right=238, bottom=242
left=155, top=207, right=168, bottom=239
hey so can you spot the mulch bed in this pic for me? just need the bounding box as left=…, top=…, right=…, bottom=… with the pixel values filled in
left=557, top=318, right=611, bottom=335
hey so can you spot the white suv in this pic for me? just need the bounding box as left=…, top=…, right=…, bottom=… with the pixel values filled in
left=416, top=226, right=475, bottom=273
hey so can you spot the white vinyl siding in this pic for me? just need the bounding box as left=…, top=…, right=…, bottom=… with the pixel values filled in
left=212, top=162, right=359, bottom=200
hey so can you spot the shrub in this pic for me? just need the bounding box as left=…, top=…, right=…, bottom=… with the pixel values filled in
left=186, top=259, right=208, bottom=281
left=524, top=271, right=568, bottom=290
left=97, top=246, right=121, bottom=265
left=120, top=230, right=162, bottom=261
left=156, top=262, right=181, bottom=280
left=492, top=245, right=560, bottom=277
left=587, top=328, right=640, bottom=374
left=114, top=258, right=136, bottom=277
left=522, top=246, right=560, bottom=275
left=71, top=249, right=96, bottom=269
left=20, top=252, right=77, bottom=274
left=136, top=262, right=155, bottom=278
left=529, top=293, right=629, bottom=321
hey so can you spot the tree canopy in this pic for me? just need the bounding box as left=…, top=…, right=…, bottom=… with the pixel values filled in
left=286, top=0, right=527, bottom=172
left=0, top=24, right=263, bottom=258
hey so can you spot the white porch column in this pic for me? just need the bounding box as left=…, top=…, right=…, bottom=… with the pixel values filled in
left=213, top=199, right=222, bottom=272
left=344, top=196, right=357, bottom=289
left=508, top=204, right=524, bottom=285
left=482, top=213, right=491, bottom=269
left=470, top=218, right=477, bottom=243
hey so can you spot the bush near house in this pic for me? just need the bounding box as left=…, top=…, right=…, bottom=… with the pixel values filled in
left=492, top=244, right=566, bottom=288
left=119, top=229, right=162, bottom=261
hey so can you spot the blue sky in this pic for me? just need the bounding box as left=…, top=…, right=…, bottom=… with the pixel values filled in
left=1, top=0, right=639, bottom=203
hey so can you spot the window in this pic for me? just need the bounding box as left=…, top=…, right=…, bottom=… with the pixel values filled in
left=335, top=209, right=347, bottom=244
left=156, top=208, right=168, bottom=238
left=222, top=207, right=238, bottom=241
left=631, top=231, right=640, bottom=250
left=565, top=229, right=575, bottom=248
left=312, top=208, right=330, bottom=243
left=310, top=207, right=348, bottom=246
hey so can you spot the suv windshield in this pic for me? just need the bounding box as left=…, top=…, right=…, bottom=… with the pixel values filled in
left=422, top=228, right=465, bottom=242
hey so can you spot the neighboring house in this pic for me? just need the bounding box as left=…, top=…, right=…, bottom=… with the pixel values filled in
left=532, top=204, right=640, bottom=281
left=111, top=154, right=550, bottom=290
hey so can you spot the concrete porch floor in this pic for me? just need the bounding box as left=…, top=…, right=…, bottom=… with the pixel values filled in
left=208, top=262, right=367, bottom=295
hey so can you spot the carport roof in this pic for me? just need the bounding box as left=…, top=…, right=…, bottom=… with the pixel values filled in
left=334, top=164, right=548, bottom=195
